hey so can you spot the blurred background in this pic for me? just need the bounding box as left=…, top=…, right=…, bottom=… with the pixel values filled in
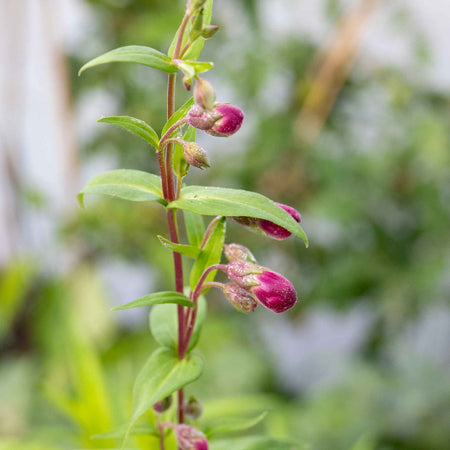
left=1, top=0, right=449, bottom=449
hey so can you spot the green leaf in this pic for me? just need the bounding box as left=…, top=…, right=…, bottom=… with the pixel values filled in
left=184, top=125, right=197, bottom=142
left=169, top=186, right=308, bottom=246
left=209, top=436, right=295, bottom=450
left=92, top=424, right=158, bottom=439
left=184, top=60, right=214, bottom=73
left=78, top=169, right=165, bottom=207
left=127, top=348, right=203, bottom=443
left=184, top=0, right=214, bottom=60
left=157, top=236, right=201, bottom=259
left=161, top=97, right=194, bottom=137
left=190, top=217, right=226, bottom=290
left=98, top=116, right=160, bottom=149
left=204, top=412, right=267, bottom=439
left=184, top=211, right=205, bottom=247
left=150, top=296, right=207, bottom=353
left=79, top=45, right=177, bottom=75
left=112, top=291, right=194, bottom=311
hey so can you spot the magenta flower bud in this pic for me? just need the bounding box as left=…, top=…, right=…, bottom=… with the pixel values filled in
left=258, top=203, right=302, bottom=240
left=222, top=283, right=258, bottom=313
left=226, top=261, right=297, bottom=313
left=202, top=25, right=219, bottom=39
left=184, top=396, right=203, bottom=420
left=182, top=142, right=210, bottom=169
left=174, top=424, right=208, bottom=450
left=194, top=78, right=216, bottom=110
left=153, top=396, right=172, bottom=414
left=187, top=104, right=219, bottom=131
left=206, top=103, right=244, bottom=137
left=224, top=243, right=257, bottom=263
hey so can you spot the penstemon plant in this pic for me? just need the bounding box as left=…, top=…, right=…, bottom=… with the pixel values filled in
left=78, top=1, right=307, bottom=449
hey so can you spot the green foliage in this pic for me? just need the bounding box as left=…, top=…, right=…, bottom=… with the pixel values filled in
left=98, top=116, right=160, bottom=150
left=184, top=210, right=206, bottom=247
left=203, top=412, right=267, bottom=438
left=78, top=169, right=165, bottom=207
left=112, top=291, right=194, bottom=311
left=158, top=235, right=202, bottom=258
left=209, top=436, right=296, bottom=450
left=161, top=97, right=195, bottom=136
left=150, top=297, right=207, bottom=353
left=79, top=45, right=177, bottom=75
left=169, top=186, right=308, bottom=246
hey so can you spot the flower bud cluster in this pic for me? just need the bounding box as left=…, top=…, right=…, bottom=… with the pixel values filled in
left=220, top=244, right=298, bottom=314
left=173, top=424, right=208, bottom=450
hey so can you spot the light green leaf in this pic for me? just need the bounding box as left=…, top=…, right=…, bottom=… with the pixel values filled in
left=184, top=125, right=197, bottom=142
left=98, top=116, right=160, bottom=149
left=79, top=45, right=177, bottom=75
left=204, top=412, right=267, bottom=438
left=126, top=348, right=203, bottom=443
left=161, top=97, right=194, bottom=137
left=184, top=210, right=205, bottom=247
left=157, top=235, right=201, bottom=259
left=190, top=216, right=226, bottom=290
left=112, top=291, right=194, bottom=311
left=92, top=424, right=158, bottom=439
left=169, top=186, right=308, bottom=246
left=150, top=296, right=207, bottom=353
left=184, top=0, right=214, bottom=60
left=210, top=436, right=295, bottom=450
left=78, top=169, right=165, bottom=207
left=184, top=60, right=214, bottom=73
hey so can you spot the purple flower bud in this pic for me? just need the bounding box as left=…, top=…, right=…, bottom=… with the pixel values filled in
left=222, top=283, right=258, bottom=313
left=187, top=104, right=219, bottom=131
left=194, top=79, right=216, bottom=110
left=224, top=243, right=257, bottom=263
left=258, top=203, right=302, bottom=240
left=206, top=103, right=244, bottom=137
left=226, top=261, right=297, bottom=313
left=174, top=424, right=208, bottom=450
left=184, top=396, right=203, bottom=420
left=152, top=396, right=172, bottom=414
left=182, top=142, right=210, bottom=169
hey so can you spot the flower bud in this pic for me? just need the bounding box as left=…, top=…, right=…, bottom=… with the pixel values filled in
left=222, top=283, right=258, bottom=313
left=194, top=79, right=216, bottom=110
left=202, top=25, right=219, bottom=39
left=226, top=262, right=297, bottom=313
left=182, top=142, right=210, bottom=169
left=153, top=396, right=172, bottom=414
left=187, top=104, right=219, bottom=130
left=184, top=396, right=203, bottom=420
left=257, top=203, right=302, bottom=240
left=206, top=103, right=244, bottom=137
left=224, top=243, right=257, bottom=263
left=174, top=424, right=208, bottom=450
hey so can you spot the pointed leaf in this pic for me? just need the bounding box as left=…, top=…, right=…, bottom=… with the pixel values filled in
left=150, top=296, right=207, bottom=353
left=92, top=424, right=158, bottom=439
left=112, top=291, right=194, bottom=311
left=78, top=169, right=165, bottom=207
left=157, top=236, right=201, bottom=259
left=127, top=348, right=203, bottom=442
left=184, top=0, right=214, bottom=60
left=184, top=60, right=214, bottom=73
left=204, top=412, right=267, bottom=438
left=190, top=217, right=226, bottom=290
left=161, top=97, right=194, bottom=137
left=79, top=45, right=177, bottom=75
left=98, top=116, right=160, bottom=149
left=184, top=210, right=205, bottom=247
left=169, top=186, right=308, bottom=246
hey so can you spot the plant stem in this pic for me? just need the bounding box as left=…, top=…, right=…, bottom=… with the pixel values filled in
left=159, top=118, right=188, bottom=147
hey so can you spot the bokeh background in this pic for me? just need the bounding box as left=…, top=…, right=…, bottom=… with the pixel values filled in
left=1, top=0, right=449, bottom=449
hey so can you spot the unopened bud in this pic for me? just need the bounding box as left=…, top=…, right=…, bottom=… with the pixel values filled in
left=153, top=396, right=172, bottom=414
left=225, top=261, right=263, bottom=290
left=206, top=103, right=244, bottom=137
left=202, top=25, right=219, bottom=39
left=187, top=104, right=219, bottom=130
left=184, top=396, right=203, bottom=420
left=194, top=79, right=216, bottom=110
left=222, top=283, right=258, bottom=313
left=174, top=424, right=208, bottom=450
left=182, top=142, right=210, bottom=169
left=224, top=243, right=257, bottom=263
left=258, top=203, right=301, bottom=240
left=183, top=75, right=193, bottom=91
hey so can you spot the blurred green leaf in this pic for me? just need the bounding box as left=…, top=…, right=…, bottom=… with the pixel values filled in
left=128, top=348, right=203, bottom=438
left=79, top=46, right=177, bottom=75
left=169, top=187, right=308, bottom=246
left=184, top=210, right=205, bottom=247
left=190, top=216, right=226, bottom=290
left=98, top=116, right=160, bottom=149
left=157, top=235, right=201, bottom=258
left=204, top=412, right=267, bottom=438
left=150, top=296, right=207, bottom=352
left=92, top=423, right=158, bottom=439
left=78, top=169, right=165, bottom=207
left=161, top=97, right=194, bottom=137
left=184, top=60, right=214, bottom=73
left=112, top=291, right=194, bottom=311
left=210, top=436, right=296, bottom=450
